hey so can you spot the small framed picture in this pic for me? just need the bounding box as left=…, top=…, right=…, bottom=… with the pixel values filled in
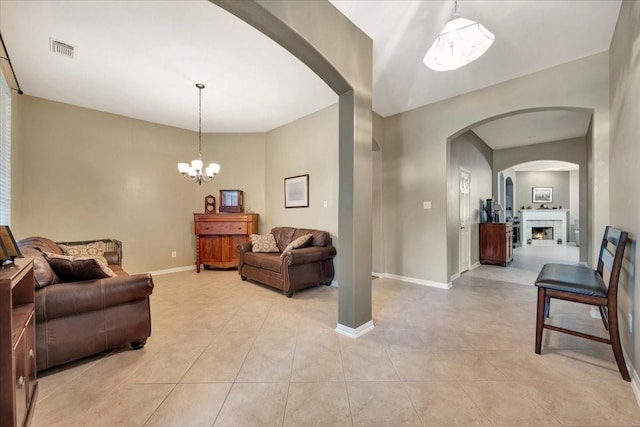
left=0, top=225, right=22, bottom=261
left=532, top=187, right=553, bottom=203
left=284, top=174, right=309, bottom=208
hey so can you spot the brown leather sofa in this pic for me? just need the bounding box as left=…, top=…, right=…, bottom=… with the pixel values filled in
left=17, top=237, right=153, bottom=371
left=237, top=227, right=337, bottom=297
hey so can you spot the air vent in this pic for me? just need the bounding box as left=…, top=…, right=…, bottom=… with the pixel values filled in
left=49, top=38, right=75, bottom=58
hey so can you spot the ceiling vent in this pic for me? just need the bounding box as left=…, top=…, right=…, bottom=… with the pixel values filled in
left=49, top=38, right=75, bottom=58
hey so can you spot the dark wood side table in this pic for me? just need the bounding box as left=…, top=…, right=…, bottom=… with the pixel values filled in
left=479, top=222, right=513, bottom=267
left=0, top=259, right=37, bottom=427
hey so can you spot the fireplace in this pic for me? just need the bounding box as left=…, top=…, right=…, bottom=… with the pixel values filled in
left=532, top=226, right=554, bottom=241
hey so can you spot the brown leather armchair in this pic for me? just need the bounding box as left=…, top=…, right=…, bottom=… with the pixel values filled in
left=17, top=237, right=153, bottom=371
left=237, top=227, right=336, bottom=297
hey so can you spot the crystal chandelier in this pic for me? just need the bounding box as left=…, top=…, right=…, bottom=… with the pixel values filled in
left=423, top=0, right=494, bottom=71
left=177, top=83, right=220, bottom=185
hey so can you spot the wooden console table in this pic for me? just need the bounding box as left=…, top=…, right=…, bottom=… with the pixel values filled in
left=479, top=222, right=513, bottom=267
left=194, top=213, right=259, bottom=272
left=0, top=259, right=38, bottom=427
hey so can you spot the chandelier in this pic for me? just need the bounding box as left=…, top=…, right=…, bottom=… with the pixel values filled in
left=423, top=0, right=494, bottom=71
left=177, top=83, right=220, bottom=185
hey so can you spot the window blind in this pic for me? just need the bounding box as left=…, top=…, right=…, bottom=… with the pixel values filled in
left=0, top=73, right=11, bottom=226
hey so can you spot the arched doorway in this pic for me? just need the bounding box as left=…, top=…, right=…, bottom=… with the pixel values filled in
left=447, top=107, right=592, bottom=281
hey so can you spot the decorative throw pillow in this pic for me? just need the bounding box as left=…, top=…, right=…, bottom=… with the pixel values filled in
left=19, top=247, right=59, bottom=288
left=280, top=234, right=313, bottom=257
left=43, top=253, right=116, bottom=282
left=59, top=241, right=107, bottom=262
left=250, top=234, right=280, bottom=253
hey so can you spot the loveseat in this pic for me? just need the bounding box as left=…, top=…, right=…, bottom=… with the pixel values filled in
left=17, top=237, right=154, bottom=371
left=237, top=227, right=337, bottom=297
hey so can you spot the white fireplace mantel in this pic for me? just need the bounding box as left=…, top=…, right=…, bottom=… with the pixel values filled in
left=520, top=209, right=569, bottom=245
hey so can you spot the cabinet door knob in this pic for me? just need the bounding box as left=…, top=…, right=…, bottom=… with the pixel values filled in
left=29, top=349, right=35, bottom=359
left=17, top=375, right=24, bottom=388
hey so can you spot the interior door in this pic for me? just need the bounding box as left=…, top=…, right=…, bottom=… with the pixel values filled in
left=459, top=168, right=471, bottom=273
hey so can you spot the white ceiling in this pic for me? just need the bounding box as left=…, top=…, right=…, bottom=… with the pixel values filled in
left=472, top=110, right=593, bottom=150
left=0, top=0, right=622, bottom=145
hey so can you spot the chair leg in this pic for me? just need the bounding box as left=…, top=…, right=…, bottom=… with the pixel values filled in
left=599, top=306, right=609, bottom=331
left=544, top=294, right=551, bottom=318
left=607, top=302, right=631, bottom=382
left=535, top=287, right=547, bottom=354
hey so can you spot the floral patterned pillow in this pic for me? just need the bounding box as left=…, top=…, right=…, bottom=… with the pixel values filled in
left=249, top=234, right=280, bottom=253
left=59, top=241, right=107, bottom=263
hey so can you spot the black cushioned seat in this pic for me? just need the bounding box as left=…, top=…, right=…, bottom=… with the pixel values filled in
left=535, top=263, right=607, bottom=297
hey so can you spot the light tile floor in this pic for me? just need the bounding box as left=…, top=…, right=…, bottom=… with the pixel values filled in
left=32, top=245, right=640, bottom=426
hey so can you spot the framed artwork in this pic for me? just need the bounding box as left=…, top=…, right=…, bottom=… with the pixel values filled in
left=284, top=174, right=309, bottom=208
left=0, top=225, right=22, bottom=261
left=532, top=187, right=553, bottom=203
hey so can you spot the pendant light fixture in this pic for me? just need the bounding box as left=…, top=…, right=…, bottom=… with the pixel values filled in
left=423, top=0, right=495, bottom=71
left=177, top=83, right=220, bottom=185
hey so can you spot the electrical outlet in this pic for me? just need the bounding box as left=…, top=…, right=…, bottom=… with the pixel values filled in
left=423, top=201, right=431, bottom=209
left=171, top=251, right=177, bottom=258
left=323, top=200, right=328, bottom=208
left=629, top=313, right=633, bottom=333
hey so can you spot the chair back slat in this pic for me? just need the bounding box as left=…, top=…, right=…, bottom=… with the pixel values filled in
left=600, top=247, right=615, bottom=272
left=596, top=226, right=628, bottom=298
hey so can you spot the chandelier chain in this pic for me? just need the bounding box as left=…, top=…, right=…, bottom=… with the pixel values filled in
left=198, top=85, right=202, bottom=157
left=177, top=82, right=220, bottom=185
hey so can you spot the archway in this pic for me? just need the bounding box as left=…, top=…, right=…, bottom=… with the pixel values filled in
left=213, top=1, right=375, bottom=335
left=447, top=107, right=592, bottom=281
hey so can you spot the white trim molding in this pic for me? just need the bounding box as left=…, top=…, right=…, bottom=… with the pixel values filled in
left=382, top=273, right=452, bottom=290
left=147, top=265, right=195, bottom=275
left=336, top=320, right=374, bottom=338
left=470, top=261, right=481, bottom=270
left=622, top=347, right=640, bottom=408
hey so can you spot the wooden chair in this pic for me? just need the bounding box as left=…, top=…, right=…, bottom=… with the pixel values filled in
left=534, top=226, right=630, bottom=381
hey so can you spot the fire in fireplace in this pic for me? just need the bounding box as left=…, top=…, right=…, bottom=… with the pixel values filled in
left=532, top=226, right=554, bottom=240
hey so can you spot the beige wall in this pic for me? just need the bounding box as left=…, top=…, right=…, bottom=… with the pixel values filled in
left=12, top=95, right=266, bottom=273
left=264, top=104, right=338, bottom=233
left=264, top=104, right=339, bottom=277
left=515, top=171, right=570, bottom=210
left=447, top=130, right=493, bottom=279
left=372, top=112, right=384, bottom=273
left=383, top=53, right=609, bottom=285
left=609, top=0, right=640, bottom=381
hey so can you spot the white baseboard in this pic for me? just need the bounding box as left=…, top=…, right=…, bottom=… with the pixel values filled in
left=470, top=261, right=481, bottom=270
left=450, top=272, right=461, bottom=281
left=147, top=265, right=195, bottom=275
left=335, top=320, right=374, bottom=338
left=331, top=280, right=339, bottom=287
left=589, top=306, right=601, bottom=319
left=382, top=273, right=452, bottom=290
left=622, top=348, right=640, bottom=408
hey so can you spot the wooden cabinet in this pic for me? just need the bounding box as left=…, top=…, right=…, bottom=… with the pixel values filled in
left=480, top=222, right=513, bottom=267
left=1, top=259, right=37, bottom=427
left=194, top=213, right=259, bottom=272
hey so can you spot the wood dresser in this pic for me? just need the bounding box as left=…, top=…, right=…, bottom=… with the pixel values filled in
left=194, top=213, right=259, bottom=272
left=0, top=259, right=37, bottom=427
left=479, top=222, right=513, bottom=267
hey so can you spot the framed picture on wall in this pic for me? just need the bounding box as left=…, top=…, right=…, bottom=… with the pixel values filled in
left=284, top=174, right=309, bottom=208
left=532, top=187, right=553, bottom=203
